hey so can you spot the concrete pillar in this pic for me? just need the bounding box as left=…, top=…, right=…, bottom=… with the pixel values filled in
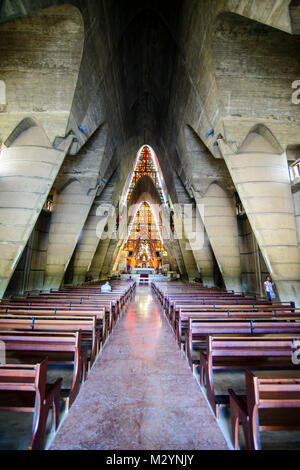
left=219, top=130, right=300, bottom=305
left=87, top=207, right=117, bottom=281
left=0, top=121, right=73, bottom=297
left=43, top=180, right=95, bottom=289
left=172, top=207, right=199, bottom=281
left=87, top=238, right=111, bottom=281
left=71, top=173, right=117, bottom=284
left=292, top=183, right=300, bottom=248
left=192, top=229, right=215, bottom=287
left=101, top=239, right=118, bottom=279
left=194, top=184, right=242, bottom=292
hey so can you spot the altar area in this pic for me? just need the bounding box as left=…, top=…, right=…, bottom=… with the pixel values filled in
left=120, top=273, right=177, bottom=284
left=132, top=268, right=155, bottom=275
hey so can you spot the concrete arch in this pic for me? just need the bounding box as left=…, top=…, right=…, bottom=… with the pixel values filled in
left=4, top=117, right=50, bottom=148
left=0, top=4, right=84, bottom=144
left=219, top=125, right=300, bottom=304
left=238, top=124, right=284, bottom=154
left=225, top=2, right=293, bottom=34
left=57, top=177, right=82, bottom=196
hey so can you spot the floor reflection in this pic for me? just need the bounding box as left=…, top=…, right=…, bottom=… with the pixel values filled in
left=125, top=287, right=162, bottom=360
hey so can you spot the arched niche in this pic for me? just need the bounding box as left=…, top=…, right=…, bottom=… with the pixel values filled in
left=238, top=124, right=284, bottom=154
left=4, top=117, right=50, bottom=147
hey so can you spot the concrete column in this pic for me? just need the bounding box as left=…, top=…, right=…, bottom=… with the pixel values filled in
left=87, top=238, right=111, bottom=281
left=71, top=173, right=117, bottom=284
left=192, top=229, right=215, bottom=286
left=292, top=183, right=300, bottom=248
left=219, top=131, right=300, bottom=305
left=87, top=208, right=117, bottom=281
left=172, top=207, right=198, bottom=281
left=194, top=184, right=242, bottom=292
left=101, top=239, right=118, bottom=279
left=0, top=122, right=73, bottom=297
left=43, top=181, right=95, bottom=289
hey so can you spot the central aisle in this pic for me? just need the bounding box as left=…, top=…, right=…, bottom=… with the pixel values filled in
left=50, top=287, right=228, bottom=450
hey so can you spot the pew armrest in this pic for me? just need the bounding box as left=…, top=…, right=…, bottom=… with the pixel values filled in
left=228, top=388, right=248, bottom=450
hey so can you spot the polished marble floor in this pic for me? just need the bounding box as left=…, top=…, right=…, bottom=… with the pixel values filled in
left=50, top=286, right=228, bottom=450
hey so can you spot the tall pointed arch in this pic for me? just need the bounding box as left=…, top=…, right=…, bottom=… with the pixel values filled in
left=123, top=145, right=168, bottom=205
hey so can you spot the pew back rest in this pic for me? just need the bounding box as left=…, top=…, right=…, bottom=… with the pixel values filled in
left=208, top=336, right=299, bottom=359
left=0, top=331, right=81, bottom=354
left=245, top=369, right=300, bottom=409
left=0, top=315, right=96, bottom=334
left=0, top=361, right=46, bottom=394
left=190, top=319, right=300, bottom=336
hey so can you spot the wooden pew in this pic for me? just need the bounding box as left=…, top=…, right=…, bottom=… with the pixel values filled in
left=177, top=309, right=300, bottom=347
left=186, top=319, right=300, bottom=369
left=229, top=370, right=300, bottom=450
left=0, top=314, right=99, bottom=366
left=0, top=307, right=108, bottom=345
left=0, top=359, right=62, bottom=450
left=199, top=335, right=300, bottom=418
left=170, top=301, right=295, bottom=328
left=168, top=300, right=294, bottom=326
left=0, top=331, right=84, bottom=410
left=4, top=298, right=113, bottom=327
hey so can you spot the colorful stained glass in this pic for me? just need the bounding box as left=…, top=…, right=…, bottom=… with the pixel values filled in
left=126, top=146, right=166, bottom=204
left=124, top=202, right=168, bottom=269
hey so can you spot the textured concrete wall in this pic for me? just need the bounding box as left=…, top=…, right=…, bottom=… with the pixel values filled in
left=0, top=4, right=83, bottom=144
left=212, top=11, right=300, bottom=151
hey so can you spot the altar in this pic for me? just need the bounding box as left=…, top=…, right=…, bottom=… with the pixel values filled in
left=132, top=268, right=155, bottom=275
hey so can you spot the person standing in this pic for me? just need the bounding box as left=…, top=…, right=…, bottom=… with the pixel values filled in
left=264, top=275, right=276, bottom=301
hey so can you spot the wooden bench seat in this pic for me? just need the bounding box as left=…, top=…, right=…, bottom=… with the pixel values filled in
left=0, top=359, right=62, bottom=450
left=229, top=370, right=300, bottom=450
left=0, top=331, right=84, bottom=410
left=0, top=314, right=99, bottom=366
left=199, top=335, right=300, bottom=418
left=177, top=310, right=300, bottom=347
left=0, top=307, right=108, bottom=344
left=168, top=301, right=294, bottom=325
left=186, top=319, right=300, bottom=369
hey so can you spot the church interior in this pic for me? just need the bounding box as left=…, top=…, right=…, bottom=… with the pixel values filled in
left=0, top=0, right=300, bottom=452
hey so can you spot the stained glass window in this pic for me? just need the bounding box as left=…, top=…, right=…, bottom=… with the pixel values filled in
left=126, top=145, right=166, bottom=204
left=124, top=202, right=168, bottom=269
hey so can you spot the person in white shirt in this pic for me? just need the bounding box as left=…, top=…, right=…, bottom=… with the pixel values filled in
left=101, top=281, right=112, bottom=293
left=264, top=275, right=275, bottom=301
